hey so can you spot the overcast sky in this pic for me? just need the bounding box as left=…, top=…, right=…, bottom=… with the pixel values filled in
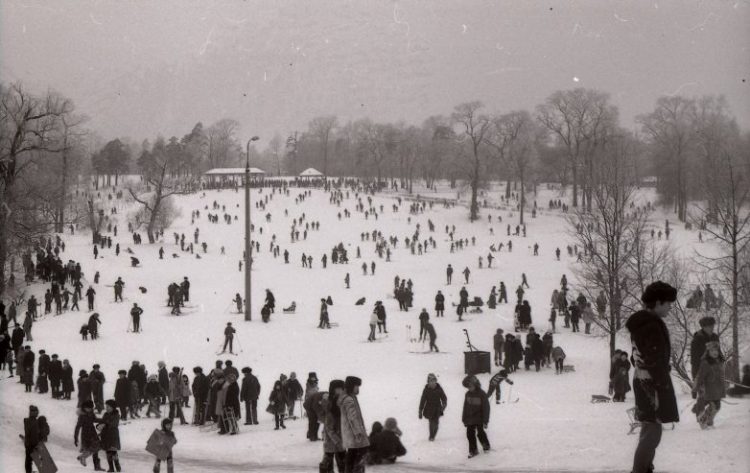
left=2, top=0, right=748, bottom=146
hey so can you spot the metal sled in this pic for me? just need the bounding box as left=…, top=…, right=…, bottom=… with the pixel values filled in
left=626, top=407, right=676, bottom=435
left=222, top=407, right=240, bottom=434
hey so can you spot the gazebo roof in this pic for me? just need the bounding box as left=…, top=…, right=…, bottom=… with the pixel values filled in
left=204, top=167, right=265, bottom=176
left=299, top=167, right=324, bottom=177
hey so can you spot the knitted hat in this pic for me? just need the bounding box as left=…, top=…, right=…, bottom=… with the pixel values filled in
left=384, top=417, right=402, bottom=436
left=427, top=373, right=437, bottom=383
left=345, top=376, right=362, bottom=393
left=699, top=316, right=716, bottom=328
left=462, top=375, right=478, bottom=388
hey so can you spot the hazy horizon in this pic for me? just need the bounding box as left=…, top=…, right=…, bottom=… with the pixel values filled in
left=2, top=0, right=748, bottom=147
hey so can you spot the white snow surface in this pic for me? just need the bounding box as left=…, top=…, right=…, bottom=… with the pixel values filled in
left=1, top=183, right=748, bottom=473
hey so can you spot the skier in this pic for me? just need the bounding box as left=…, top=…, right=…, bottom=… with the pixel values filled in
left=463, top=267, right=470, bottom=284
left=130, top=304, right=143, bottom=333
left=461, top=375, right=490, bottom=458
left=222, top=323, right=236, bottom=354
left=418, top=373, right=447, bottom=441
left=234, top=294, right=243, bottom=313
left=425, top=322, right=438, bottom=352
left=487, top=369, right=514, bottom=404
left=446, top=264, right=453, bottom=284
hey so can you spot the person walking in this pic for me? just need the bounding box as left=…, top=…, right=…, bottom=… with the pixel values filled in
left=340, top=376, right=369, bottom=472
left=23, top=405, right=46, bottom=473
left=98, top=400, right=122, bottom=472
left=434, top=291, right=445, bottom=318
left=493, top=329, right=504, bottom=367
left=446, top=264, right=453, bottom=285
left=367, top=310, right=377, bottom=342
left=691, top=341, right=725, bottom=428
left=319, top=379, right=346, bottom=473
left=74, top=400, right=103, bottom=470
left=130, top=304, right=143, bottom=333
left=625, top=281, right=679, bottom=473
left=462, top=375, right=490, bottom=458
left=418, top=373, right=447, bottom=441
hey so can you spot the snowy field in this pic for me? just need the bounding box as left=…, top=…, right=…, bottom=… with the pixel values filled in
left=1, top=183, right=748, bottom=473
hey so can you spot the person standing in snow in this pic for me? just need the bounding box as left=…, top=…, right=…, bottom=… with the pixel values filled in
left=367, top=310, right=378, bottom=342
left=265, top=289, right=275, bottom=313
left=268, top=380, right=287, bottom=430
left=340, top=376, right=369, bottom=472
left=221, top=322, right=236, bottom=354
left=434, top=291, right=445, bottom=318
left=691, top=341, right=725, bottom=427
left=74, top=400, right=102, bottom=469
left=625, top=281, right=679, bottom=473
left=462, top=375, right=490, bottom=458
left=240, top=367, right=261, bottom=425
left=446, top=264, right=453, bottom=284
left=375, top=301, right=387, bottom=334
left=425, top=322, right=438, bottom=352
left=130, top=304, right=143, bottom=333
left=285, top=372, right=304, bottom=419
left=418, top=373, right=447, bottom=441
left=462, top=267, right=470, bottom=284
left=319, top=379, right=346, bottom=473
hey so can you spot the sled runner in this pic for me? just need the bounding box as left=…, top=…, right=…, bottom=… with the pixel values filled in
left=591, top=394, right=611, bottom=403
left=222, top=407, right=240, bottom=434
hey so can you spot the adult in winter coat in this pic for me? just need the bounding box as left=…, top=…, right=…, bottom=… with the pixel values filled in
left=114, top=370, right=131, bottom=420
left=61, top=359, right=75, bottom=399
left=21, top=346, right=35, bottom=391
left=318, top=379, right=346, bottom=473
left=625, top=281, right=678, bottom=473
left=285, top=372, right=304, bottom=418
left=582, top=303, right=595, bottom=334
left=340, top=376, right=369, bottom=472
left=493, top=329, right=504, bottom=367
left=191, top=367, right=210, bottom=425
left=268, top=380, right=287, bottom=429
left=158, top=362, right=169, bottom=404
left=240, top=367, right=261, bottom=425
left=49, top=354, right=62, bottom=398
left=519, top=301, right=532, bottom=329
left=611, top=352, right=631, bottom=401
left=462, top=375, right=490, bottom=458
left=23, top=405, right=44, bottom=473
left=265, top=289, right=275, bottom=313
left=689, top=316, right=721, bottom=379
left=223, top=373, right=241, bottom=432
left=434, top=291, right=445, bottom=317
left=74, top=400, right=102, bottom=469
left=418, top=309, right=430, bottom=341
left=418, top=373, right=447, bottom=441
left=487, top=287, right=497, bottom=309
left=168, top=369, right=187, bottom=424
left=551, top=346, right=566, bottom=374
left=77, top=370, right=93, bottom=407
left=97, top=400, right=121, bottom=472
left=304, top=373, right=320, bottom=440
left=691, top=341, right=725, bottom=427
left=90, top=364, right=106, bottom=412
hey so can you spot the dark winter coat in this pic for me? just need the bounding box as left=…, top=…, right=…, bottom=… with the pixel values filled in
left=240, top=374, right=261, bottom=401
left=374, top=430, right=407, bottom=462
left=38, top=353, right=50, bottom=375
left=158, top=367, right=169, bottom=394
left=62, top=365, right=74, bottom=392
left=268, top=388, right=287, bottom=414
left=419, top=383, right=447, bottom=420
left=49, top=359, right=62, bottom=384
left=625, top=310, right=679, bottom=424
left=285, top=378, right=303, bottom=402
left=74, top=410, right=100, bottom=452
left=612, top=359, right=631, bottom=395
left=24, top=417, right=42, bottom=449
left=97, top=411, right=120, bottom=451
left=192, top=373, right=210, bottom=400
left=425, top=323, right=437, bottom=341
left=434, top=294, right=444, bottom=311
left=689, top=330, right=721, bottom=378
left=90, top=370, right=105, bottom=400
left=693, top=358, right=726, bottom=401
left=519, top=304, right=532, bottom=325
left=145, top=380, right=165, bottom=399
left=114, top=378, right=130, bottom=406
left=77, top=377, right=92, bottom=406
left=225, top=381, right=241, bottom=418
left=462, top=388, right=490, bottom=426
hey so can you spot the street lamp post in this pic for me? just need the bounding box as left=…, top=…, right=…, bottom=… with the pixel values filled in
left=244, top=136, right=260, bottom=321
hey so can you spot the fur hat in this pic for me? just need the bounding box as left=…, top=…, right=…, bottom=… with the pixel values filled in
left=345, top=376, right=362, bottom=393
left=699, top=316, right=716, bottom=328
left=641, top=281, right=677, bottom=306
left=79, top=370, right=88, bottom=377
left=105, top=399, right=117, bottom=409
left=308, top=372, right=318, bottom=380
left=328, top=379, right=345, bottom=394
left=426, top=373, right=437, bottom=383
left=118, top=370, right=127, bottom=375
left=241, top=367, right=252, bottom=374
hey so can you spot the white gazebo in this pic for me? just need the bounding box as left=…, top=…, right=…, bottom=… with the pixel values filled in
left=204, top=167, right=265, bottom=185
left=299, top=168, right=324, bottom=179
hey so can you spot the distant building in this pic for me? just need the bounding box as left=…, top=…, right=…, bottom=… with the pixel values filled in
left=299, top=168, right=324, bottom=180
left=203, top=167, right=265, bottom=185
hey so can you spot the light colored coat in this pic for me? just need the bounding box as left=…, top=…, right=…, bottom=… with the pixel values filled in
left=339, top=393, right=369, bottom=449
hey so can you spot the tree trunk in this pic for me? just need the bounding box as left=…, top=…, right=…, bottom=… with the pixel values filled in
left=519, top=170, right=525, bottom=225
left=470, top=161, right=479, bottom=221
left=572, top=164, right=579, bottom=207
left=0, top=202, right=8, bottom=298
left=147, top=194, right=162, bottom=244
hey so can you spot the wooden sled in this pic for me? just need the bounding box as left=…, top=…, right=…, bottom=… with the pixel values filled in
left=282, top=302, right=296, bottom=314
left=591, top=394, right=611, bottom=403
left=562, top=364, right=575, bottom=373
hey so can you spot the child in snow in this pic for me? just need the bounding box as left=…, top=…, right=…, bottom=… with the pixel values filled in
left=552, top=345, right=566, bottom=374
left=611, top=351, right=631, bottom=401
left=691, top=341, right=725, bottom=427
left=181, top=374, right=191, bottom=407
left=487, top=369, right=514, bottom=404
left=80, top=324, right=89, bottom=340
left=152, top=418, right=177, bottom=473
left=418, top=373, right=447, bottom=441
left=461, top=375, right=490, bottom=458
left=374, top=418, right=407, bottom=464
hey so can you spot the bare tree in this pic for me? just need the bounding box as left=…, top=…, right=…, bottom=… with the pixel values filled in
left=0, top=82, right=69, bottom=296
left=207, top=118, right=240, bottom=168
left=309, top=116, right=337, bottom=177
left=487, top=110, right=540, bottom=224
left=452, top=102, right=490, bottom=221
left=268, top=134, right=283, bottom=176
left=128, top=138, right=196, bottom=243
left=537, top=88, right=615, bottom=210
left=638, top=96, right=696, bottom=222
left=692, top=152, right=750, bottom=382
left=568, top=131, right=649, bottom=358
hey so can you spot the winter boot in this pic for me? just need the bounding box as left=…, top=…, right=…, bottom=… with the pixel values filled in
left=106, top=456, right=115, bottom=472
left=93, top=455, right=105, bottom=471
left=114, top=456, right=122, bottom=472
